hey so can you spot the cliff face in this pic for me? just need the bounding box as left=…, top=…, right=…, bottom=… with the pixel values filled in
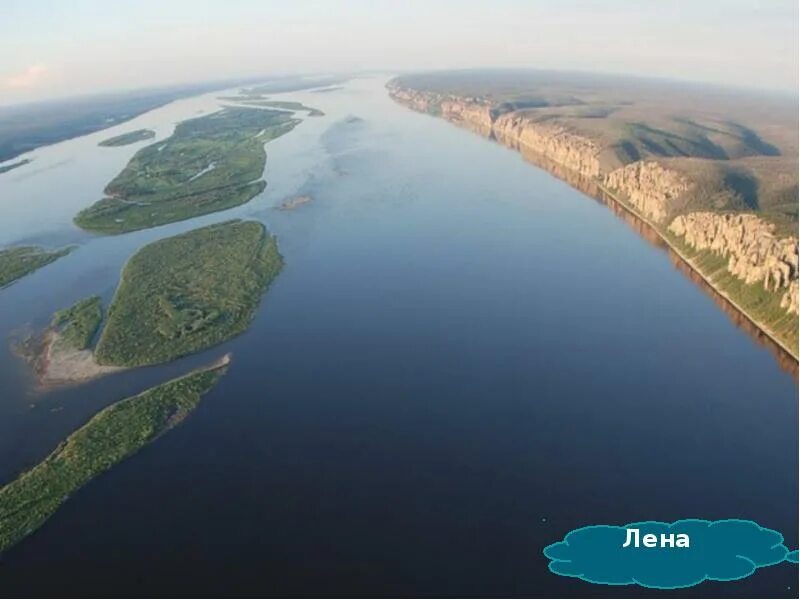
left=440, top=100, right=494, bottom=133
left=493, top=113, right=601, bottom=178
left=603, top=161, right=693, bottom=223
left=388, top=87, right=443, bottom=114
left=668, top=213, right=799, bottom=314
left=389, top=85, right=684, bottom=216
left=388, top=83, right=799, bottom=327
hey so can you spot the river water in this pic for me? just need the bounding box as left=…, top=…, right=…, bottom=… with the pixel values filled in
left=0, top=77, right=796, bottom=597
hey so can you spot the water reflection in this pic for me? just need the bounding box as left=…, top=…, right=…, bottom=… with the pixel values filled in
left=485, top=125, right=798, bottom=377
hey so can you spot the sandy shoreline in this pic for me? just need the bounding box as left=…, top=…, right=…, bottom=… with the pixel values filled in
left=16, top=329, right=124, bottom=390
left=14, top=327, right=234, bottom=392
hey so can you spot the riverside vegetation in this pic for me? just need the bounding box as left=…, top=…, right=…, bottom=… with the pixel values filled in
left=221, top=96, right=325, bottom=116
left=74, top=107, right=300, bottom=234
left=94, top=220, right=283, bottom=367
left=0, top=359, right=228, bottom=554
left=98, top=128, right=155, bottom=147
left=50, top=296, right=103, bottom=352
left=247, top=100, right=324, bottom=116
left=0, top=245, right=73, bottom=288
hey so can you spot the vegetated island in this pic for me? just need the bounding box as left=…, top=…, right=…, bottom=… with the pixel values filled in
left=236, top=75, right=346, bottom=96
left=74, top=107, right=300, bottom=234
left=0, top=158, right=31, bottom=175
left=98, top=128, right=156, bottom=147
left=0, top=245, right=74, bottom=289
left=94, top=219, right=283, bottom=367
left=13, top=221, right=281, bottom=384
left=13, top=295, right=121, bottom=388
left=51, top=295, right=103, bottom=351
left=0, top=356, right=229, bottom=555
left=389, top=71, right=800, bottom=357
left=221, top=96, right=325, bottom=116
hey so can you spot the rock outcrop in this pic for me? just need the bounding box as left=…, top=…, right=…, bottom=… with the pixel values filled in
left=603, top=161, right=692, bottom=223
left=781, top=281, right=798, bottom=315
left=668, top=212, right=799, bottom=314
left=493, top=113, right=602, bottom=177
left=440, top=100, right=494, bottom=134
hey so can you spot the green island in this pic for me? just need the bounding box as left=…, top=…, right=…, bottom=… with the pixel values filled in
left=74, top=107, right=300, bottom=234
left=95, top=220, right=283, bottom=367
left=0, top=158, right=31, bottom=175
left=0, top=359, right=228, bottom=554
left=0, top=245, right=73, bottom=289
left=247, top=100, right=324, bottom=116
left=51, top=296, right=103, bottom=352
left=222, top=96, right=324, bottom=116
left=98, top=128, right=156, bottom=147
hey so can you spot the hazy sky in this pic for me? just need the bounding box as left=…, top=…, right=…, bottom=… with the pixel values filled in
left=1, top=0, right=797, bottom=105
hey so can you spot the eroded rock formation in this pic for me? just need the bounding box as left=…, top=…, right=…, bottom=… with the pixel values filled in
left=603, top=161, right=692, bottom=223
left=494, top=114, right=601, bottom=177
left=668, top=212, right=799, bottom=314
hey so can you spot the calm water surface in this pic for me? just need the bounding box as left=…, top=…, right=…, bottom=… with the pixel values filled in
left=0, top=77, right=797, bottom=597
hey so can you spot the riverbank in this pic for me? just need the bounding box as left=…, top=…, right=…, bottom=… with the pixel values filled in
left=13, top=329, right=124, bottom=390
left=598, top=183, right=799, bottom=362
left=388, top=84, right=798, bottom=364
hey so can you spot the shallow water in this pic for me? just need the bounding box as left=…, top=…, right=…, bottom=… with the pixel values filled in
left=0, top=77, right=796, bottom=597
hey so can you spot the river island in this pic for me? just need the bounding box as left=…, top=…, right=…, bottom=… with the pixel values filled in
left=98, top=128, right=156, bottom=147
left=0, top=357, right=229, bottom=554
left=75, top=107, right=300, bottom=234
left=0, top=245, right=74, bottom=289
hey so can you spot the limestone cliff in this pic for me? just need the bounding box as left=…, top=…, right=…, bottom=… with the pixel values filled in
left=493, top=113, right=602, bottom=178
left=668, top=213, right=799, bottom=314
left=389, top=85, right=684, bottom=211
left=603, top=161, right=693, bottom=223
left=388, top=82, right=799, bottom=333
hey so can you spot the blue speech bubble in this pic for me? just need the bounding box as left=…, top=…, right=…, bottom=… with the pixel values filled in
left=544, top=519, right=797, bottom=589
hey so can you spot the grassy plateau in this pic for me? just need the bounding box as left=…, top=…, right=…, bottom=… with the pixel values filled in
left=98, top=128, right=155, bottom=147
left=95, top=219, right=283, bottom=367
left=0, top=245, right=73, bottom=289
left=0, top=361, right=227, bottom=554
left=75, top=107, right=299, bottom=234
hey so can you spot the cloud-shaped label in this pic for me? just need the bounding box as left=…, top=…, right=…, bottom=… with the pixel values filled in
left=544, top=519, right=797, bottom=589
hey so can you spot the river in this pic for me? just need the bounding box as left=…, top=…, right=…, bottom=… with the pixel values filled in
left=0, top=76, right=796, bottom=597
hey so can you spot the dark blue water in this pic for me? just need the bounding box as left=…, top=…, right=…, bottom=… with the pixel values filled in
left=0, top=77, right=796, bottom=597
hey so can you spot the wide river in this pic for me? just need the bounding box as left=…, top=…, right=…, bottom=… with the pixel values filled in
left=0, top=77, right=797, bottom=597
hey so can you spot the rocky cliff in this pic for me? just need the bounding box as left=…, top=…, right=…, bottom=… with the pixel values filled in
left=668, top=213, right=799, bottom=314
left=603, top=161, right=693, bottom=223
left=389, top=82, right=799, bottom=342
left=493, top=113, right=602, bottom=178
left=389, top=85, right=689, bottom=220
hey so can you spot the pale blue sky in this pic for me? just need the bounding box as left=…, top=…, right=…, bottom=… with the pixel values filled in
left=1, top=0, right=796, bottom=104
